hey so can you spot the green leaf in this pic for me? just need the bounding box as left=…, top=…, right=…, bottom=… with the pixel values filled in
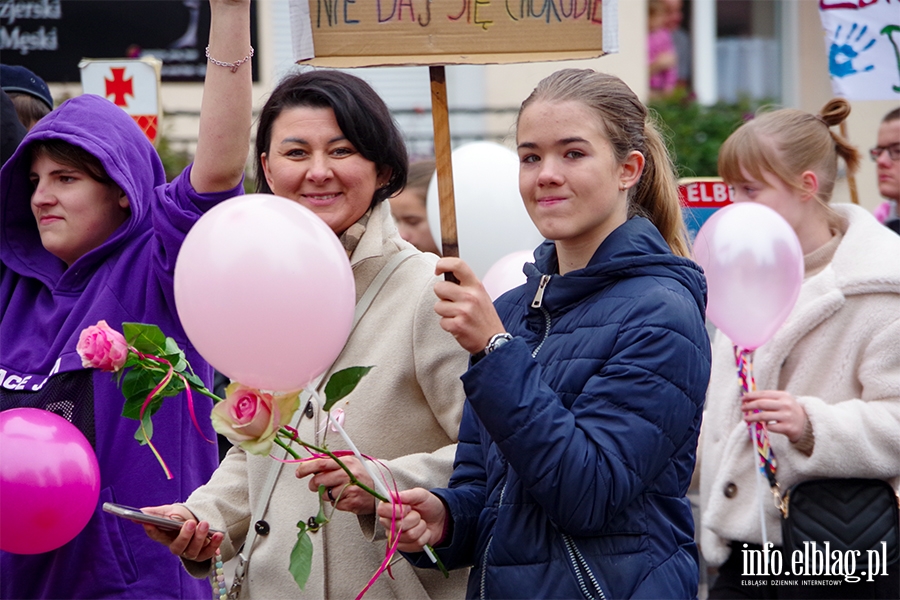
left=182, top=371, right=206, bottom=389
left=134, top=413, right=153, bottom=445
left=122, top=368, right=160, bottom=419
left=123, top=322, right=167, bottom=355
left=163, top=337, right=182, bottom=355
left=121, top=365, right=184, bottom=419
left=323, top=366, right=374, bottom=411
left=123, top=395, right=165, bottom=421
left=289, top=523, right=313, bottom=591
left=163, top=338, right=188, bottom=372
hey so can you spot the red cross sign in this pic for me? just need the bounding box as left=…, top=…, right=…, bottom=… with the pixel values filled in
left=80, top=58, right=162, bottom=145
left=104, top=68, right=134, bottom=107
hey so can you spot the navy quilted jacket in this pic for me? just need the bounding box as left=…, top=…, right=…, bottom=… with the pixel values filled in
left=411, top=217, right=711, bottom=599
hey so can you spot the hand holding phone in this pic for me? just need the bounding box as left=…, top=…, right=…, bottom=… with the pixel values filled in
left=106, top=502, right=225, bottom=563
left=103, top=503, right=224, bottom=535
left=104, top=503, right=180, bottom=530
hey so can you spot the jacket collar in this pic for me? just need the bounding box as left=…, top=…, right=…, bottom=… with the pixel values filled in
left=522, top=217, right=707, bottom=316
left=347, top=201, right=413, bottom=303
left=829, top=204, right=900, bottom=295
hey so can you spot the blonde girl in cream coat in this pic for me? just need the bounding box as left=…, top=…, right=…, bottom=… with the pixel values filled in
left=699, top=99, right=900, bottom=599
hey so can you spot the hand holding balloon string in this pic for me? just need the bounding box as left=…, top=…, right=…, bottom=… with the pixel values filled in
left=695, top=203, right=806, bottom=513
left=741, top=390, right=808, bottom=444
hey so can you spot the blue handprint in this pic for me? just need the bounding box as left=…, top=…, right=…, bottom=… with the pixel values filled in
left=829, top=23, right=876, bottom=79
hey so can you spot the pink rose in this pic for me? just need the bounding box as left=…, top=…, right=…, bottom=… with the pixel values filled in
left=211, top=382, right=300, bottom=455
left=77, top=320, right=129, bottom=372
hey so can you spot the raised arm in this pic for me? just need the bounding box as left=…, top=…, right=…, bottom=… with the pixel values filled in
left=190, top=0, right=253, bottom=193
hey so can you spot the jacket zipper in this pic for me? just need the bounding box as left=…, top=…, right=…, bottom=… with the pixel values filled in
left=531, top=274, right=551, bottom=308
left=480, top=478, right=509, bottom=600
left=562, top=533, right=607, bottom=600
left=530, top=274, right=552, bottom=358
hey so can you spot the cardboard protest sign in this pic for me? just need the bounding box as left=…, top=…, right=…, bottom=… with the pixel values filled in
left=679, top=178, right=733, bottom=242
left=818, top=0, right=900, bottom=101
left=285, top=0, right=619, bottom=262
left=79, top=58, right=162, bottom=145
left=288, top=0, right=618, bottom=67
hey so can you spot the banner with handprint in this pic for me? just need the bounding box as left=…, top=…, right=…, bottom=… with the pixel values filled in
left=819, top=0, right=900, bottom=101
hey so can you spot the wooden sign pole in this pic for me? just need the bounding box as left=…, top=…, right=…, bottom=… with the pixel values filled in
left=429, top=65, right=460, bottom=282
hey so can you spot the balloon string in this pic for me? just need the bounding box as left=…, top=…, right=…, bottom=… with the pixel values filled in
left=734, top=345, right=777, bottom=487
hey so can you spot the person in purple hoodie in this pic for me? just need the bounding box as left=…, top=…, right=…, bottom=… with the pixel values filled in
left=0, top=1, right=252, bottom=597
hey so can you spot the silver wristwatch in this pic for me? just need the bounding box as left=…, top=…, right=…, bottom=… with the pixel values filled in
left=485, top=332, right=513, bottom=355
left=473, top=332, right=513, bottom=363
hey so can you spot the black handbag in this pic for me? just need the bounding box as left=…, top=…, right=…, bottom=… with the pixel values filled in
left=779, top=478, right=900, bottom=566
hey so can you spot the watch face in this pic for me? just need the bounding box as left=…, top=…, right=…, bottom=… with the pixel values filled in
left=487, top=333, right=513, bottom=354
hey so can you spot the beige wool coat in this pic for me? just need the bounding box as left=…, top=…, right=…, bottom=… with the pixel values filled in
left=699, top=204, right=900, bottom=567
left=182, top=202, right=471, bottom=598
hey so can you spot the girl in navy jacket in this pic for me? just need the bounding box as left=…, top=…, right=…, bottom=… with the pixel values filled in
left=378, top=69, right=711, bottom=599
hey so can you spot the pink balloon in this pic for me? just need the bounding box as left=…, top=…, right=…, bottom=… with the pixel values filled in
left=0, top=408, right=100, bottom=554
left=482, top=250, right=534, bottom=301
left=174, top=195, right=355, bottom=391
left=693, top=203, right=803, bottom=351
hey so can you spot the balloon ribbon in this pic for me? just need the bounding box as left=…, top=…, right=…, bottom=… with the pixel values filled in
left=734, top=346, right=777, bottom=487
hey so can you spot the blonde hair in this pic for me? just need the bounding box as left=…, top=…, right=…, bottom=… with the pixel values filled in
left=718, top=98, right=860, bottom=226
left=405, top=159, right=435, bottom=195
left=517, top=69, right=690, bottom=257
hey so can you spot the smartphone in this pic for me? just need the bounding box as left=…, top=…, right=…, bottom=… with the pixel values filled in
left=102, top=502, right=224, bottom=534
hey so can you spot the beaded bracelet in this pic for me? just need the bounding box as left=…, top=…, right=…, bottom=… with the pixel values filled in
left=205, top=46, right=254, bottom=73
left=211, top=548, right=228, bottom=600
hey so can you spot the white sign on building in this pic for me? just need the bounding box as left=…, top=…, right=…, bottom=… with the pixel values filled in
left=79, top=58, right=162, bottom=144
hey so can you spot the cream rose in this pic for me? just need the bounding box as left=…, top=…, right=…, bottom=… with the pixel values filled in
left=211, top=382, right=299, bottom=455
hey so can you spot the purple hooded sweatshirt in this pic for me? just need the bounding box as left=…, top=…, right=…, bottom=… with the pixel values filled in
left=0, top=94, right=242, bottom=599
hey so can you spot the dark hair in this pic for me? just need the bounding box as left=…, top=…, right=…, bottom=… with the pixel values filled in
left=884, top=107, right=900, bottom=123
left=30, top=139, right=116, bottom=187
left=254, top=70, right=408, bottom=206
left=518, top=69, right=689, bottom=257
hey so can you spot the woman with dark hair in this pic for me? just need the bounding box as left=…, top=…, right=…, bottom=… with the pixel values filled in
left=377, top=68, right=710, bottom=598
left=0, top=1, right=251, bottom=597
left=142, top=70, right=470, bottom=599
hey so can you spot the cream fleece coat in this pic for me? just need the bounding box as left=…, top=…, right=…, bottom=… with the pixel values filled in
left=699, top=204, right=900, bottom=567
left=183, top=202, right=470, bottom=598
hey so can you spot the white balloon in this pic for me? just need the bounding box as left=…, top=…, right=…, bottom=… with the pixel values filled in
left=482, top=249, right=535, bottom=301
left=426, top=141, right=544, bottom=278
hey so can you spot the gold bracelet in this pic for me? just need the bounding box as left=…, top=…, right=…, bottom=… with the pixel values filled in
left=205, top=46, right=254, bottom=73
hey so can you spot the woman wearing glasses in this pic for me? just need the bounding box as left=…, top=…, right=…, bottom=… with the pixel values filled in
left=873, top=108, right=900, bottom=234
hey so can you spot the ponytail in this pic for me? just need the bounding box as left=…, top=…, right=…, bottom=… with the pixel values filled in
left=630, top=120, right=690, bottom=258
left=818, top=98, right=860, bottom=177
left=519, top=69, right=689, bottom=257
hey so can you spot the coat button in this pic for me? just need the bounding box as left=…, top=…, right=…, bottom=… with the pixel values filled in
left=304, top=401, right=315, bottom=419
left=307, top=516, right=320, bottom=532
left=724, top=482, right=738, bottom=498
left=254, top=520, right=270, bottom=535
